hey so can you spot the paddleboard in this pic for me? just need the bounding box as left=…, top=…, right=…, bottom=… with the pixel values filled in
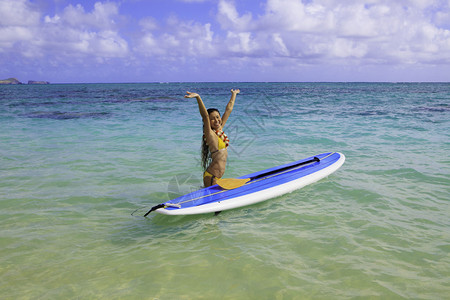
left=145, top=152, right=345, bottom=216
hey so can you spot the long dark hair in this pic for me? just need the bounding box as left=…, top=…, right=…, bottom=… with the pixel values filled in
left=201, top=108, right=220, bottom=171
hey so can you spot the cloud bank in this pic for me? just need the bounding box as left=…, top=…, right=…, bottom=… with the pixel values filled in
left=0, top=0, right=449, bottom=82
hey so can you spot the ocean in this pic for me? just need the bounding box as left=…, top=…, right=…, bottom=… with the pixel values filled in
left=1, top=82, right=449, bottom=299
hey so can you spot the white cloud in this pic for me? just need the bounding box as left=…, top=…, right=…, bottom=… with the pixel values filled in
left=44, top=15, right=61, bottom=24
left=59, top=2, right=119, bottom=30
left=135, top=16, right=216, bottom=58
left=0, top=0, right=129, bottom=61
left=214, top=0, right=450, bottom=65
left=217, top=0, right=253, bottom=31
left=44, top=3, right=128, bottom=59
left=272, top=33, right=290, bottom=56
left=90, top=30, right=129, bottom=57
left=226, top=31, right=254, bottom=53
left=0, top=0, right=40, bottom=26
left=1, top=0, right=449, bottom=81
left=139, top=17, right=158, bottom=31
left=263, top=0, right=318, bottom=31
left=0, top=0, right=39, bottom=50
left=0, top=26, right=35, bottom=50
left=335, top=4, right=379, bottom=38
left=132, top=0, right=450, bottom=71
left=330, top=38, right=368, bottom=58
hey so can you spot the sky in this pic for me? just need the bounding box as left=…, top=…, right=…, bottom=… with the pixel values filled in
left=0, top=0, right=449, bottom=83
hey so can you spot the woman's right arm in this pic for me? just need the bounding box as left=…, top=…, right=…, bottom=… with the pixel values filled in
left=184, top=91, right=210, bottom=131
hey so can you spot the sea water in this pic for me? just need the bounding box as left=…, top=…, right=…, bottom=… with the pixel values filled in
left=1, top=82, right=449, bottom=299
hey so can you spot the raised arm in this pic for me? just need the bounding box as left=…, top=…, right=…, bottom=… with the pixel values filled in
left=184, top=91, right=210, bottom=132
left=221, top=89, right=240, bottom=128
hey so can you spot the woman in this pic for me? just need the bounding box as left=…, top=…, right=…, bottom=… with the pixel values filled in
left=184, top=89, right=240, bottom=187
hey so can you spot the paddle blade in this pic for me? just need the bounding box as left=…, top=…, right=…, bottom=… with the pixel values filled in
left=216, top=178, right=250, bottom=190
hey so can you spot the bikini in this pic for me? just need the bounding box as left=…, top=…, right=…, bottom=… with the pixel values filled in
left=203, top=130, right=229, bottom=185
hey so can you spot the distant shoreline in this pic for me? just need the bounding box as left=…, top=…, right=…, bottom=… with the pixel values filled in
left=1, top=78, right=449, bottom=85
left=0, top=78, right=50, bottom=85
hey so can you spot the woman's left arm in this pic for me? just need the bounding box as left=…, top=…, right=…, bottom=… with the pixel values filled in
left=221, top=89, right=240, bottom=127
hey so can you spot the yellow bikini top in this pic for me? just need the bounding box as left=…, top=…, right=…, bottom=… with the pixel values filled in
left=215, top=129, right=229, bottom=150
left=204, top=129, right=229, bottom=152
left=217, top=135, right=227, bottom=150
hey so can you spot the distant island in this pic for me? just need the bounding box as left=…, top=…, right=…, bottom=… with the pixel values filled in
left=0, top=78, right=22, bottom=84
left=28, top=80, right=50, bottom=85
left=0, top=78, right=50, bottom=85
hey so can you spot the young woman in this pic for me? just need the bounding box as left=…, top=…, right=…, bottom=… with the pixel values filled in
left=184, top=89, right=240, bottom=187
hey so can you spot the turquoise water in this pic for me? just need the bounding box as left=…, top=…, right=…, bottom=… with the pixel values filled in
left=1, top=82, right=449, bottom=299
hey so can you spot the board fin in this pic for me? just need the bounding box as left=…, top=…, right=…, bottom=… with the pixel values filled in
left=216, top=178, right=250, bottom=190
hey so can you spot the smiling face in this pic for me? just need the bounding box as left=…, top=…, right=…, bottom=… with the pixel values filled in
left=209, top=110, right=222, bottom=130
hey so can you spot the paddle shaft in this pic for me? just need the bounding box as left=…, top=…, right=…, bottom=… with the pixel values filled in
left=249, top=156, right=320, bottom=181
left=216, top=156, right=320, bottom=190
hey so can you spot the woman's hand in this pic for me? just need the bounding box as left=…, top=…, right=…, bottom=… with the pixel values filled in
left=187, top=91, right=209, bottom=124
left=184, top=91, right=200, bottom=99
left=231, top=89, right=240, bottom=95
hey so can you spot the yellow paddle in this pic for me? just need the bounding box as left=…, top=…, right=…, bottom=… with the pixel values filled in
left=216, top=178, right=250, bottom=189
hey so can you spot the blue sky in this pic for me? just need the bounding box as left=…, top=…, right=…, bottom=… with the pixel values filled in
left=1, top=0, right=449, bottom=83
